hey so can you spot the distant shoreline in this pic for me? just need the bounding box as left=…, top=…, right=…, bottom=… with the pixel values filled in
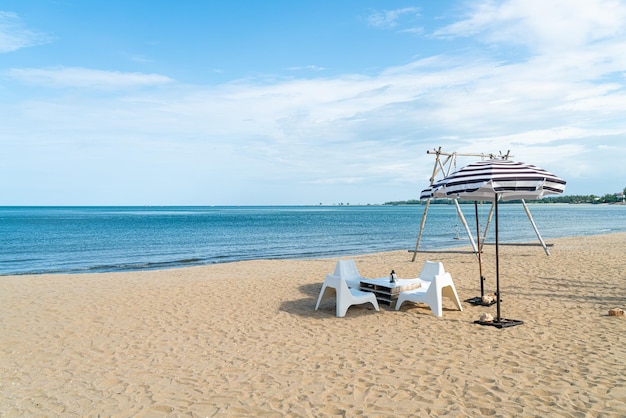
left=1, top=200, right=624, bottom=208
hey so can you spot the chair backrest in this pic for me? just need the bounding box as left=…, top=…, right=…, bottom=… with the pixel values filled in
left=418, top=261, right=445, bottom=282
left=334, top=260, right=362, bottom=280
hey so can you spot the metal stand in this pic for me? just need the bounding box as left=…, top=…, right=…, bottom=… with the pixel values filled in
left=412, top=148, right=495, bottom=261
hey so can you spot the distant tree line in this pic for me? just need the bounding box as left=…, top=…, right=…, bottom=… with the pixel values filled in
left=385, top=188, right=626, bottom=206
left=533, top=192, right=625, bottom=204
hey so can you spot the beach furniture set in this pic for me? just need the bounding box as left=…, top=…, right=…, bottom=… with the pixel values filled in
left=314, top=259, right=462, bottom=318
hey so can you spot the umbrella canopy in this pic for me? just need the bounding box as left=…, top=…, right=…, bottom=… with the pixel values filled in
left=420, top=159, right=566, bottom=327
left=423, top=159, right=566, bottom=202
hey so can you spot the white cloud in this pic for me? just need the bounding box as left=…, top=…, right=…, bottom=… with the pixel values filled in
left=367, top=7, right=420, bottom=29
left=6, top=39, right=623, bottom=199
left=434, top=0, right=626, bottom=52
left=0, top=11, right=51, bottom=53
left=287, top=65, right=326, bottom=72
left=7, top=67, right=174, bottom=89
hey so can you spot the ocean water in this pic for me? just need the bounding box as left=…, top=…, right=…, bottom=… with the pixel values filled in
left=0, top=204, right=624, bottom=276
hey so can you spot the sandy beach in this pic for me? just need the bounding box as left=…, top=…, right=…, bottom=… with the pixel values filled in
left=1, top=232, right=626, bottom=417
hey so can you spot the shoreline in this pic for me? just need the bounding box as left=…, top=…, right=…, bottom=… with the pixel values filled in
left=2, top=232, right=626, bottom=416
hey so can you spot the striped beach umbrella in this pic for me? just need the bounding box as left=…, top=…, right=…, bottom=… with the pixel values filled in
left=421, top=159, right=566, bottom=327
left=424, top=159, right=567, bottom=202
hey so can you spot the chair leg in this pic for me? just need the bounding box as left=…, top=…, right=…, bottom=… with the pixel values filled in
left=430, top=291, right=443, bottom=317
left=315, top=284, right=329, bottom=310
left=337, top=298, right=378, bottom=317
left=395, top=294, right=406, bottom=310
left=442, top=285, right=463, bottom=311
left=337, top=301, right=349, bottom=317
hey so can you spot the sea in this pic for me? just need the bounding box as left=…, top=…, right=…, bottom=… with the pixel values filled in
left=1, top=204, right=625, bottom=276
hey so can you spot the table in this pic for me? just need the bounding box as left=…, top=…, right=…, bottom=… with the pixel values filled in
left=359, top=278, right=422, bottom=307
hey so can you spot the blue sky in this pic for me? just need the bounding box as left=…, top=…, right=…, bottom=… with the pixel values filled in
left=1, top=0, right=625, bottom=205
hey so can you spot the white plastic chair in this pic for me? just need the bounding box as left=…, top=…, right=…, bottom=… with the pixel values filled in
left=315, top=274, right=380, bottom=317
left=395, top=261, right=462, bottom=317
left=331, top=259, right=365, bottom=289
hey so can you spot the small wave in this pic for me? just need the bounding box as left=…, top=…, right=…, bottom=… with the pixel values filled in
left=89, top=258, right=207, bottom=273
left=0, top=257, right=42, bottom=264
left=5, top=257, right=207, bottom=275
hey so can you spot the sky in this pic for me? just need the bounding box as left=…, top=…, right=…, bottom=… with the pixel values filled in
left=1, top=0, right=626, bottom=206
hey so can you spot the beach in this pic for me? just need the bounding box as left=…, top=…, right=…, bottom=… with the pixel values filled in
left=1, top=232, right=626, bottom=417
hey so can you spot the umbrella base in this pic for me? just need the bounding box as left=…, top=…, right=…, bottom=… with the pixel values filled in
left=465, top=296, right=496, bottom=306
left=474, top=318, right=524, bottom=328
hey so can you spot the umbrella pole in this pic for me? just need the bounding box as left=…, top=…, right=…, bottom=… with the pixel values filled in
left=495, top=192, right=501, bottom=322
left=474, top=202, right=485, bottom=297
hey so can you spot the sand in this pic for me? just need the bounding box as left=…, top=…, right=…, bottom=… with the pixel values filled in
left=1, top=232, right=626, bottom=417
